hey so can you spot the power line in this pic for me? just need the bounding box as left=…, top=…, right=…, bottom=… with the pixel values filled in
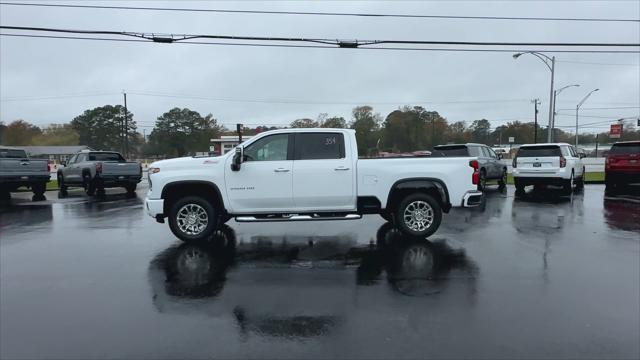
left=1, top=2, right=638, bottom=23
left=0, top=92, right=118, bottom=101
left=556, top=106, right=640, bottom=111
left=128, top=91, right=533, bottom=106
left=557, top=60, right=640, bottom=66
left=2, top=33, right=639, bottom=54
left=2, top=25, right=639, bottom=48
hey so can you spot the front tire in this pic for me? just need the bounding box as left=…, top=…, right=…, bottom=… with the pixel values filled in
left=168, top=196, right=218, bottom=243
left=395, top=193, right=442, bottom=238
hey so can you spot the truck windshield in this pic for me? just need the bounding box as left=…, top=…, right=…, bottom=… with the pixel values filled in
left=89, top=153, right=125, bottom=161
left=433, top=145, right=469, bottom=156
left=517, top=146, right=561, bottom=157
left=0, top=149, right=27, bottom=158
left=609, top=142, right=640, bottom=155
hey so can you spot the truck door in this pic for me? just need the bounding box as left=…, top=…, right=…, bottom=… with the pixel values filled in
left=292, top=132, right=356, bottom=211
left=64, top=154, right=82, bottom=184
left=224, top=133, right=294, bottom=213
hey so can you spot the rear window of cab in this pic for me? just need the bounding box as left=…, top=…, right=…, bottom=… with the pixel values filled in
left=517, top=145, right=561, bottom=157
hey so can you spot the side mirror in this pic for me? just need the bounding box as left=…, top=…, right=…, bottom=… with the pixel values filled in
left=579, top=153, right=586, bottom=159
left=231, top=146, right=243, bottom=171
left=60, top=161, right=67, bottom=167
left=497, top=153, right=503, bottom=160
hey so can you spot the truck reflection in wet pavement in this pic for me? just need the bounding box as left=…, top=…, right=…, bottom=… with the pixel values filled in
left=149, top=223, right=477, bottom=340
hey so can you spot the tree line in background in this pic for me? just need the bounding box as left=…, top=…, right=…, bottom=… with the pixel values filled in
left=1, top=104, right=638, bottom=158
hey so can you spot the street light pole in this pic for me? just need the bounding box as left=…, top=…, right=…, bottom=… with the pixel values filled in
left=575, top=88, right=599, bottom=147
left=513, top=52, right=556, bottom=143
left=547, top=56, right=555, bottom=143
left=552, top=84, right=580, bottom=142
left=532, top=99, right=540, bottom=143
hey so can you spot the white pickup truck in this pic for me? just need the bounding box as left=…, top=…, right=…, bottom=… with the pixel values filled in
left=145, top=129, right=483, bottom=242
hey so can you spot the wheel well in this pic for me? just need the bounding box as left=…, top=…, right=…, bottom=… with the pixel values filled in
left=161, top=181, right=225, bottom=216
left=387, top=187, right=446, bottom=214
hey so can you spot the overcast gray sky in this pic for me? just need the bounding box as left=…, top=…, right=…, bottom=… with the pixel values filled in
left=1, top=0, right=639, bottom=135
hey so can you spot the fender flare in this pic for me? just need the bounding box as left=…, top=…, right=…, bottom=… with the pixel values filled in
left=387, top=178, right=451, bottom=213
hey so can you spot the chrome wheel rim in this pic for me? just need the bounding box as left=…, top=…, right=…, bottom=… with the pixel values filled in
left=177, top=204, right=209, bottom=235
left=403, top=200, right=434, bottom=232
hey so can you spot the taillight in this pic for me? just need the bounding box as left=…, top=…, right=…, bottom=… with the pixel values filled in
left=469, top=160, right=479, bottom=185
left=47, top=160, right=51, bottom=173
left=96, top=162, right=102, bottom=174
left=559, top=156, right=566, bottom=168
left=512, top=157, right=517, bottom=168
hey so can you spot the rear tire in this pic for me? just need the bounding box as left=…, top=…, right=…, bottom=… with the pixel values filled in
left=83, top=174, right=95, bottom=196
left=498, top=169, right=507, bottom=191
left=31, top=182, right=46, bottom=201
left=575, top=169, right=585, bottom=190
left=57, top=173, right=68, bottom=198
left=168, top=196, right=218, bottom=243
left=477, top=169, right=487, bottom=191
left=563, top=172, right=574, bottom=195
left=514, top=177, right=525, bottom=195
left=394, top=193, right=442, bottom=238
left=0, top=187, right=10, bottom=202
left=125, top=184, right=137, bottom=194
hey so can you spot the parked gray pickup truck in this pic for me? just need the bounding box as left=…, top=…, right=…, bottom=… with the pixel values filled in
left=57, top=150, right=142, bottom=198
left=0, top=146, right=50, bottom=201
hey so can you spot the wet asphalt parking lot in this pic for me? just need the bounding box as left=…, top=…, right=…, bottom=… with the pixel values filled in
left=1, top=183, right=639, bottom=359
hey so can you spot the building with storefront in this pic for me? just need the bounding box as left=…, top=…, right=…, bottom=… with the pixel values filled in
left=209, top=135, right=253, bottom=156
left=21, top=145, right=92, bottom=164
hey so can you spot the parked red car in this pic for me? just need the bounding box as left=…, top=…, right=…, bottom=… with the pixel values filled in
left=605, top=141, right=640, bottom=190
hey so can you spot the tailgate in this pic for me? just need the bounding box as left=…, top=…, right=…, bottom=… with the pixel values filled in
left=607, top=143, right=640, bottom=171
left=517, top=156, right=560, bottom=171
left=101, top=162, right=141, bottom=176
left=0, top=158, right=49, bottom=177
left=516, top=145, right=562, bottom=173
left=607, top=154, right=640, bottom=171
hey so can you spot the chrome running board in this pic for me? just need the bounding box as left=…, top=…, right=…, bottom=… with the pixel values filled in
left=235, top=214, right=362, bottom=222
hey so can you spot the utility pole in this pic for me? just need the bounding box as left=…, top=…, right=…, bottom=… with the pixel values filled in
left=143, top=129, right=146, bottom=143
left=123, top=91, right=128, bottom=157
left=595, top=134, right=599, bottom=158
left=532, top=99, right=540, bottom=143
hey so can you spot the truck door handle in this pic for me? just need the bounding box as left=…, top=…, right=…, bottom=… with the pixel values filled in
left=274, top=168, right=290, bottom=173
left=334, top=166, right=350, bottom=171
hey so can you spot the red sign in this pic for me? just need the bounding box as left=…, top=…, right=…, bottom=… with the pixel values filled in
left=610, top=124, right=622, bottom=139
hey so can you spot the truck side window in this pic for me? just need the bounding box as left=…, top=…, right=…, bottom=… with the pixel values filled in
left=294, top=133, right=345, bottom=160
left=243, top=134, right=289, bottom=162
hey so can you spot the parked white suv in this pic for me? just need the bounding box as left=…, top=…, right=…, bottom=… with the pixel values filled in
left=145, top=128, right=483, bottom=242
left=512, top=143, right=585, bottom=195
